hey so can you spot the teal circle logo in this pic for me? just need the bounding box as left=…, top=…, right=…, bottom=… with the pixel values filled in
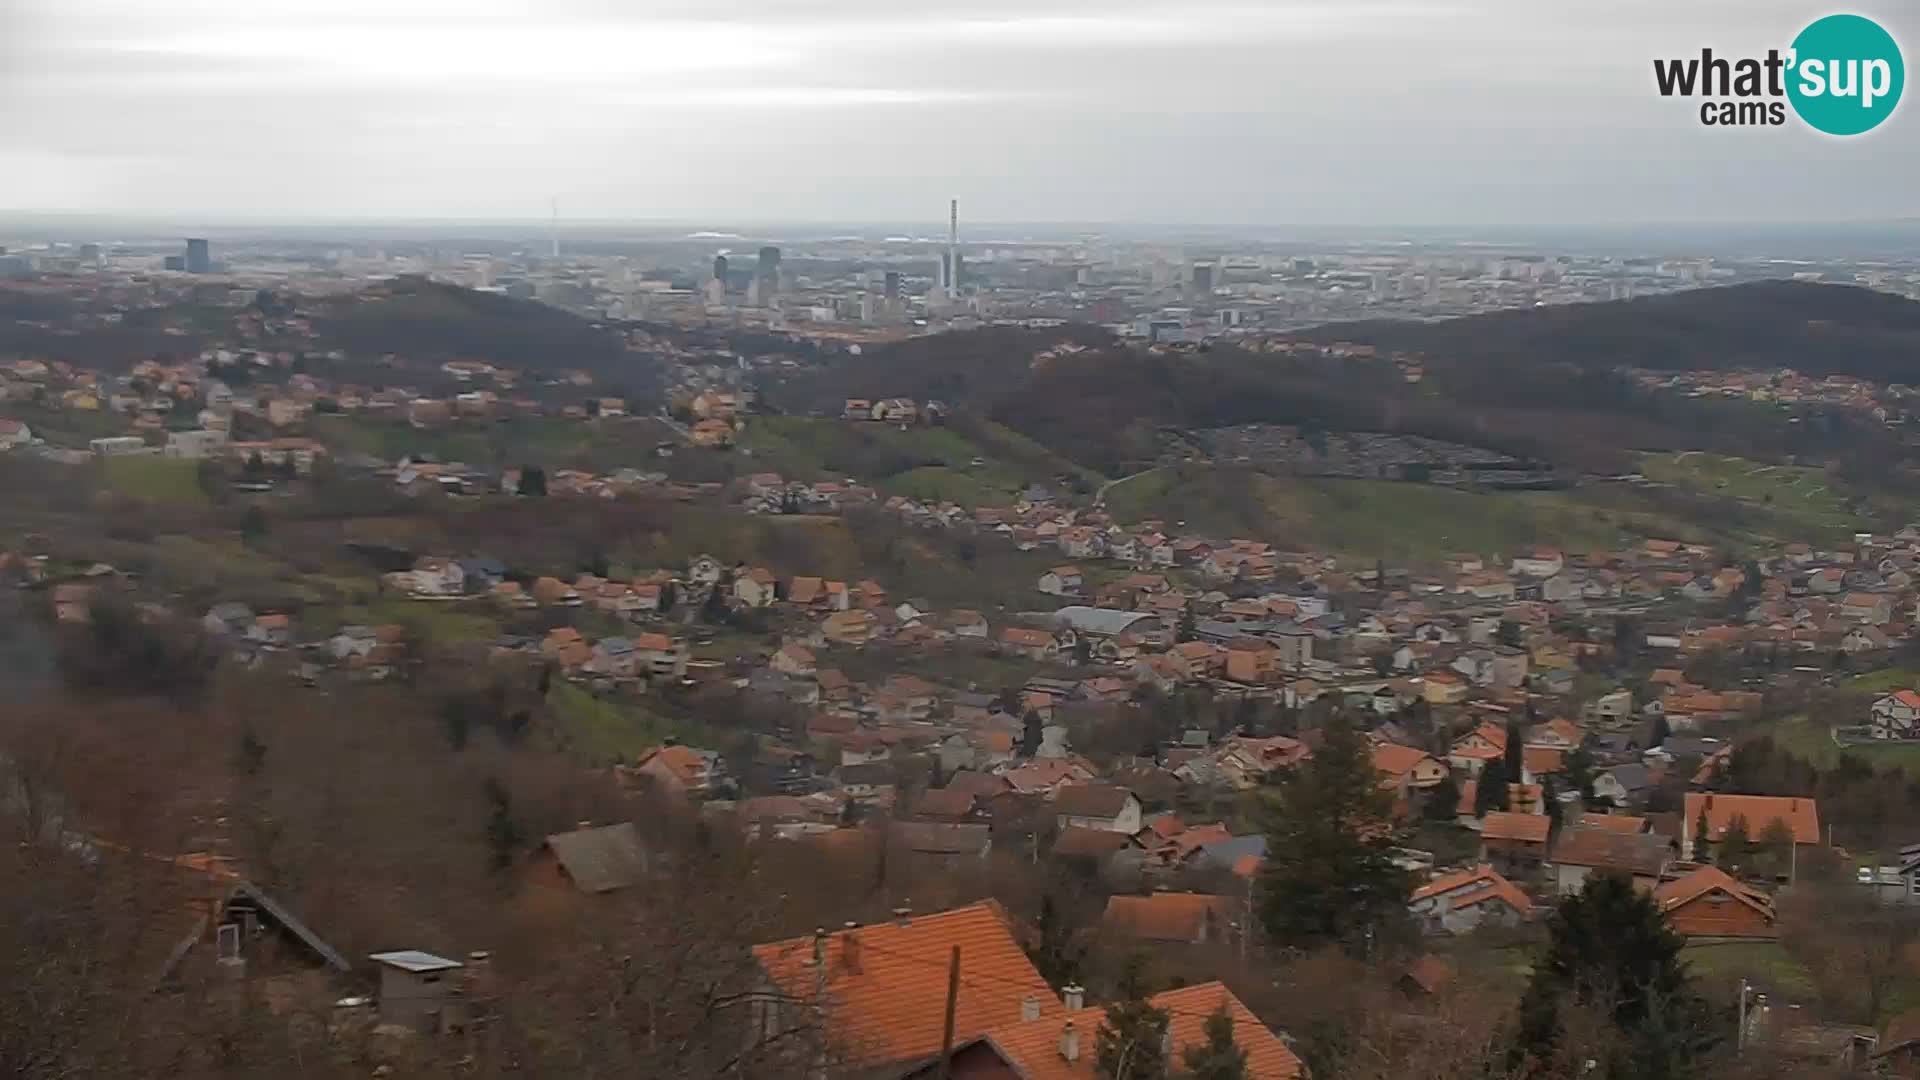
left=1787, top=14, right=1904, bottom=135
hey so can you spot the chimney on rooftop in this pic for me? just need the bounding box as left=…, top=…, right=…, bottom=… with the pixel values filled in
left=1060, top=1020, right=1080, bottom=1062
left=842, top=923, right=862, bottom=973
left=1022, top=995, right=1041, bottom=1022
left=1063, top=983, right=1085, bottom=1011
left=893, top=904, right=912, bottom=927
left=811, top=927, right=827, bottom=967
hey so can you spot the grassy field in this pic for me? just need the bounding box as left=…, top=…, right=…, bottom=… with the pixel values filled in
left=544, top=682, right=677, bottom=766
left=98, top=456, right=209, bottom=506
left=1102, top=465, right=1692, bottom=562
left=739, top=417, right=1086, bottom=508
left=1681, top=941, right=1818, bottom=999
left=309, top=414, right=674, bottom=471
left=1636, top=451, right=1888, bottom=544
left=1851, top=668, right=1920, bottom=694
left=1761, top=712, right=1920, bottom=778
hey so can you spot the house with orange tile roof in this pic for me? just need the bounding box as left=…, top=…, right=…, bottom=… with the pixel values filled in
left=1003, top=758, right=1095, bottom=797
left=1577, top=812, right=1649, bottom=835
left=1447, top=721, right=1509, bottom=774
left=1053, top=784, right=1142, bottom=834
left=1655, top=865, right=1777, bottom=940
left=1547, top=827, right=1670, bottom=897
left=1168, top=640, right=1225, bottom=680
left=1479, top=811, right=1551, bottom=876
left=1526, top=717, right=1584, bottom=750
left=822, top=609, right=876, bottom=647
left=749, top=901, right=1059, bottom=1074
left=1872, top=690, right=1920, bottom=740
left=999, top=626, right=1061, bottom=661
left=1522, top=746, right=1566, bottom=781
left=1680, top=793, right=1820, bottom=860
left=1372, top=744, right=1448, bottom=797
left=908, top=981, right=1303, bottom=1079
left=635, top=744, right=723, bottom=799
left=1100, top=893, right=1238, bottom=946
left=632, top=632, right=688, bottom=679
left=1408, top=864, right=1535, bottom=935
left=785, top=575, right=824, bottom=606
left=770, top=642, right=817, bottom=678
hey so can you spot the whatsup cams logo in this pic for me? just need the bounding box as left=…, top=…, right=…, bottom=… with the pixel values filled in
left=1654, top=13, right=1904, bottom=134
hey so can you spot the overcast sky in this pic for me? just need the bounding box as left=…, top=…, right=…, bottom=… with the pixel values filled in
left=2, top=0, right=1914, bottom=226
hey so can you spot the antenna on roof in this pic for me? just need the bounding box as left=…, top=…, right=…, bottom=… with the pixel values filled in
left=549, top=196, right=560, bottom=260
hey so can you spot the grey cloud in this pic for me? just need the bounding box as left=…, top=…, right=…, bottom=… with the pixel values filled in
left=1, top=0, right=1914, bottom=224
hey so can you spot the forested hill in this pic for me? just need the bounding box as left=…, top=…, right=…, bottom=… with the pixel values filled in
left=310, top=278, right=652, bottom=385
left=1317, top=280, right=1920, bottom=381
left=768, top=282, right=1920, bottom=478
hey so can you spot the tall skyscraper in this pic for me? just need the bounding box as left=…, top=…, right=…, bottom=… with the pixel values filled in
left=756, top=246, right=781, bottom=300
left=884, top=270, right=901, bottom=300
left=713, top=254, right=729, bottom=288
left=185, top=238, right=211, bottom=274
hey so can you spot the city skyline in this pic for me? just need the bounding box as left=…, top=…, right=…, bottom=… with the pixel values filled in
left=4, top=0, right=1916, bottom=226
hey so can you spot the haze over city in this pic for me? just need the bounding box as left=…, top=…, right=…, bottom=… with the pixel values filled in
left=5, top=0, right=1918, bottom=225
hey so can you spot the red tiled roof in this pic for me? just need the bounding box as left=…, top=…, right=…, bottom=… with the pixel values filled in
left=1523, top=746, right=1566, bottom=776
left=982, top=982, right=1303, bottom=1079
left=1577, top=813, right=1649, bottom=835
left=753, top=901, right=1056, bottom=1069
left=1683, top=793, right=1821, bottom=846
left=1449, top=878, right=1536, bottom=916
left=1100, top=893, right=1234, bottom=942
left=1372, top=743, right=1435, bottom=779
left=1411, top=863, right=1504, bottom=903
left=1404, top=954, right=1455, bottom=995
left=1654, top=865, right=1774, bottom=921
left=1480, top=812, right=1550, bottom=844
left=1053, top=784, right=1135, bottom=819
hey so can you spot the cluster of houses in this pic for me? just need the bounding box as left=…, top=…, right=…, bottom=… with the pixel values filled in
left=1626, top=366, right=1905, bottom=423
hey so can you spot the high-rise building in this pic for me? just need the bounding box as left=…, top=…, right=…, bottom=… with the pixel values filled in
left=1190, top=261, right=1214, bottom=294
left=163, top=255, right=186, bottom=272
left=755, top=246, right=781, bottom=299
left=185, top=238, right=211, bottom=274
left=79, top=244, right=102, bottom=264
left=713, top=254, right=729, bottom=285
left=884, top=270, right=901, bottom=300
left=941, top=199, right=961, bottom=301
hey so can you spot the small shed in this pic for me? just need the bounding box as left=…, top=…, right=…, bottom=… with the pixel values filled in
left=369, top=950, right=465, bottom=1034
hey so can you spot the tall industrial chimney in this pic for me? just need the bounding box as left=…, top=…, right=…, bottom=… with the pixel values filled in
left=947, top=198, right=959, bottom=302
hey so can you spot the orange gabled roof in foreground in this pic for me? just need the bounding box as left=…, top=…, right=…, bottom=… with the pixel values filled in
left=984, top=982, right=1304, bottom=1079
left=1410, top=863, right=1503, bottom=903
left=1654, top=865, right=1774, bottom=921
left=753, top=901, right=1058, bottom=1068
left=1480, top=811, right=1550, bottom=844
left=1683, top=793, right=1821, bottom=846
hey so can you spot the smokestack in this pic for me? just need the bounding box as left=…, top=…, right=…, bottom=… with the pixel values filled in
left=1060, top=1020, right=1080, bottom=1062
left=948, top=198, right=959, bottom=302
left=550, top=197, right=560, bottom=260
